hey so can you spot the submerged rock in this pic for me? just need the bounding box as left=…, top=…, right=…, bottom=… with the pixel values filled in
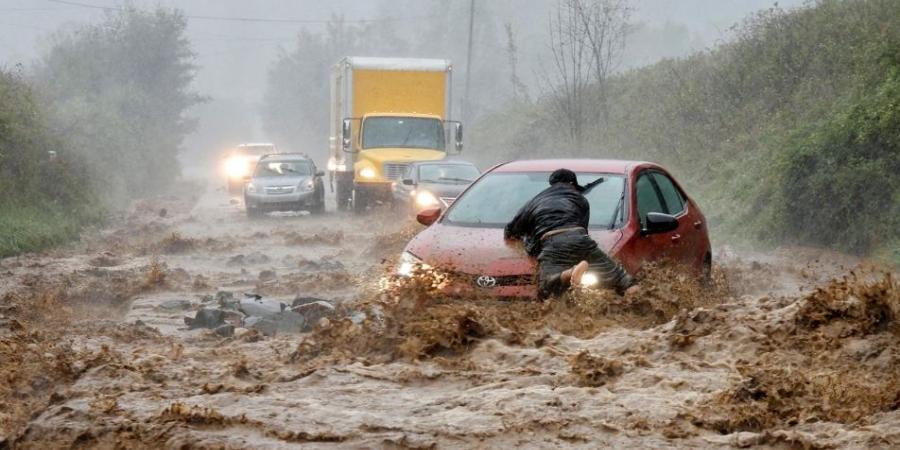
left=185, top=308, right=225, bottom=329
left=292, top=301, right=335, bottom=327
left=214, top=324, right=235, bottom=337
left=239, top=296, right=285, bottom=318
left=158, top=299, right=192, bottom=311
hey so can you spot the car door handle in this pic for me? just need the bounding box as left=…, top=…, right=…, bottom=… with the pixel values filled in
left=693, top=221, right=703, bottom=229
left=671, top=234, right=682, bottom=242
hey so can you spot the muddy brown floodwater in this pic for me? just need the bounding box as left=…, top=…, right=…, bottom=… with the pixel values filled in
left=0, top=183, right=897, bottom=449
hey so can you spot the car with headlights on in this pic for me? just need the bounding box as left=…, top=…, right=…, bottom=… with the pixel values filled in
left=392, top=160, right=480, bottom=212
left=244, top=153, right=325, bottom=217
left=224, top=143, right=281, bottom=194
left=398, top=159, right=711, bottom=297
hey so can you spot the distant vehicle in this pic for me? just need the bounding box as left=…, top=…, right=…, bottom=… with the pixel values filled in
left=392, top=160, right=480, bottom=213
left=327, top=57, right=464, bottom=213
left=399, top=159, right=711, bottom=298
left=224, top=143, right=280, bottom=194
left=244, top=153, right=325, bottom=218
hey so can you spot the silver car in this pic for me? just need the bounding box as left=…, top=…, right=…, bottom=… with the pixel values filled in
left=244, top=154, right=325, bottom=217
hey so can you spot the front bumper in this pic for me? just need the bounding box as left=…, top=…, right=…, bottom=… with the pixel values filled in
left=245, top=190, right=316, bottom=207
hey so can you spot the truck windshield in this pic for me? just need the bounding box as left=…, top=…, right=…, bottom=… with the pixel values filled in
left=362, top=117, right=445, bottom=151
left=444, top=172, right=626, bottom=229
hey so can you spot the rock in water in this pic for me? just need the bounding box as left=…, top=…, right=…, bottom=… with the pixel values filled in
left=239, top=296, right=285, bottom=318
left=244, top=316, right=278, bottom=336
left=214, top=324, right=235, bottom=337
left=185, top=308, right=225, bottom=329
left=158, top=299, right=192, bottom=311
left=292, top=301, right=335, bottom=330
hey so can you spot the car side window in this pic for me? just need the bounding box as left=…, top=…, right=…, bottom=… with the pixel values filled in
left=636, top=172, right=665, bottom=227
left=651, top=172, right=686, bottom=215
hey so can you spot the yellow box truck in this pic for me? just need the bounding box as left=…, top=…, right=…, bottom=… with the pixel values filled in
left=327, top=57, right=463, bottom=212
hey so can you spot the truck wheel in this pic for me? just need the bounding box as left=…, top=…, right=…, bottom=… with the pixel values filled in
left=336, top=179, right=351, bottom=211
left=352, top=189, right=367, bottom=214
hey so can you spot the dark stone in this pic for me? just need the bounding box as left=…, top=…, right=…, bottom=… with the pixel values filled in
left=185, top=308, right=226, bottom=329
left=214, top=324, right=235, bottom=337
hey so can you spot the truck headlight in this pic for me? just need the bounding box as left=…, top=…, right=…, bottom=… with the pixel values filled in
left=397, top=251, right=430, bottom=276
left=360, top=167, right=376, bottom=179
left=415, top=191, right=439, bottom=208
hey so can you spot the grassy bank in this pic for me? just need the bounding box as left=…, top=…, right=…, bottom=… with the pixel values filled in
left=0, top=202, right=104, bottom=258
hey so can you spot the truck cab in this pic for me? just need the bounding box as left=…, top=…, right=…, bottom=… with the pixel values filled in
left=328, top=57, right=463, bottom=213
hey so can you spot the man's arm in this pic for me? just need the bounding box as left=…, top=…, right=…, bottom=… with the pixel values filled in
left=505, top=200, right=534, bottom=240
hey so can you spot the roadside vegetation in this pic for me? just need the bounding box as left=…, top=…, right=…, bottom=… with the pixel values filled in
left=0, top=7, right=200, bottom=257
left=473, top=0, right=900, bottom=262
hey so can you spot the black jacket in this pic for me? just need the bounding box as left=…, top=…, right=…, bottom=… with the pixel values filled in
left=504, top=183, right=589, bottom=256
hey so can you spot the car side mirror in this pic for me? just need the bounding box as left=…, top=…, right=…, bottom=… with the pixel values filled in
left=402, top=178, right=415, bottom=186
left=416, top=207, right=441, bottom=226
left=642, top=212, right=679, bottom=235
left=454, top=122, right=463, bottom=152
left=315, top=170, right=325, bottom=177
left=342, top=119, right=352, bottom=152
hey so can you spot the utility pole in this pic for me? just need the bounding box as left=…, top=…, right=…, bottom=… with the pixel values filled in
left=463, top=0, right=475, bottom=126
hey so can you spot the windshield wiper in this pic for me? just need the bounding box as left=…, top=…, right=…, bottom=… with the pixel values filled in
left=437, top=177, right=473, bottom=183
left=608, top=189, right=625, bottom=230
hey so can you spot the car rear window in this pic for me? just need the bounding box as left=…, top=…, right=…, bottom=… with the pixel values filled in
left=444, top=172, right=625, bottom=228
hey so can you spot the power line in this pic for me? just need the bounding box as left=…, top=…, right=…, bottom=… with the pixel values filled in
left=45, top=0, right=436, bottom=25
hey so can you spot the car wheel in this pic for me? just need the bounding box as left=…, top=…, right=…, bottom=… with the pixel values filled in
left=310, top=199, right=325, bottom=214
left=701, top=253, right=713, bottom=287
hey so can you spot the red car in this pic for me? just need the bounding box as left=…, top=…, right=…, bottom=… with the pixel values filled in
left=399, top=159, right=711, bottom=297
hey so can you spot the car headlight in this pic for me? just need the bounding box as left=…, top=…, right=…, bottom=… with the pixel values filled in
left=397, top=251, right=430, bottom=277
left=415, top=191, right=439, bottom=208
left=359, top=167, right=376, bottom=179
left=580, top=272, right=599, bottom=287
left=225, top=157, right=248, bottom=178
left=246, top=183, right=256, bottom=193
left=300, top=179, right=315, bottom=191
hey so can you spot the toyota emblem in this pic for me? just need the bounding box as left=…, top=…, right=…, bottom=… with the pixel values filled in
left=475, top=275, right=497, bottom=288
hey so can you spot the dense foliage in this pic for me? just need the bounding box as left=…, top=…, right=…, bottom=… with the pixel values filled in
left=0, top=70, right=100, bottom=256
left=0, top=6, right=199, bottom=256
left=35, top=6, right=201, bottom=203
left=473, top=0, right=900, bottom=258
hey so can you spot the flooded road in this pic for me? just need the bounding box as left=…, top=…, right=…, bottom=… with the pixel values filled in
left=1, top=183, right=897, bottom=449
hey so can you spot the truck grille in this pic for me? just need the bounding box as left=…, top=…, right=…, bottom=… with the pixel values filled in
left=383, top=163, right=408, bottom=181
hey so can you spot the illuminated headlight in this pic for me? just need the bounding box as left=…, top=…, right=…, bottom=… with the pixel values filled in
left=580, top=272, right=599, bottom=287
left=359, top=167, right=376, bottom=179
left=397, top=251, right=430, bottom=277
left=225, top=157, right=248, bottom=178
left=415, top=191, right=439, bottom=208
left=246, top=183, right=256, bottom=194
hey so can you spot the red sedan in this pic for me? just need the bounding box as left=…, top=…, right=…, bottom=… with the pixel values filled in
left=398, top=159, right=711, bottom=298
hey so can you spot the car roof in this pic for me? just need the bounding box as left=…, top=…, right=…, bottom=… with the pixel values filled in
left=259, top=153, right=311, bottom=161
left=492, top=159, right=649, bottom=174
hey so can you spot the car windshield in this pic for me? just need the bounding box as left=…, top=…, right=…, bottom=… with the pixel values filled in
left=444, top=172, right=626, bottom=229
left=254, top=161, right=312, bottom=177
left=418, top=164, right=479, bottom=184
left=362, top=117, right=445, bottom=150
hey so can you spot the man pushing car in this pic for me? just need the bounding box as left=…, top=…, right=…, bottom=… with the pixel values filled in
left=504, top=168, right=638, bottom=299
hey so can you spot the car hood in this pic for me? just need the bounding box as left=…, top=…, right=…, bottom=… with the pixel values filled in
left=250, top=176, right=311, bottom=188
left=405, top=223, right=623, bottom=276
